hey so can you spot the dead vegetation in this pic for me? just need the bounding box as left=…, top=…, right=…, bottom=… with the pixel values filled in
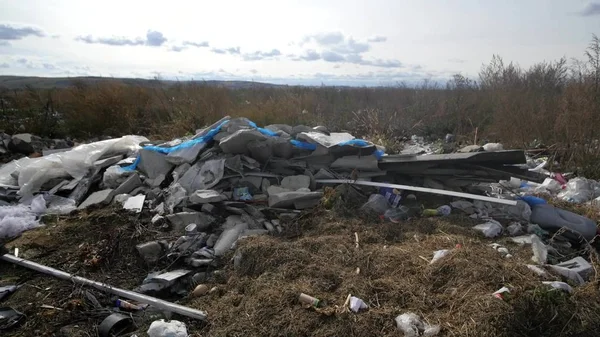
left=2, top=199, right=600, bottom=337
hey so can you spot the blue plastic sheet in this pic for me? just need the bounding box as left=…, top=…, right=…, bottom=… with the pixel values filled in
left=290, top=140, right=317, bottom=151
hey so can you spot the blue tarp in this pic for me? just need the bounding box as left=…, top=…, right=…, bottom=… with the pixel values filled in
left=124, top=118, right=385, bottom=171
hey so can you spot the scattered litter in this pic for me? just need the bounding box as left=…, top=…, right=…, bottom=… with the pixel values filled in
left=492, top=286, right=510, bottom=300
left=147, top=319, right=188, bottom=337
left=123, top=194, right=145, bottom=213
left=395, top=312, right=440, bottom=337
left=542, top=281, right=573, bottom=294
left=0, top=307, right=25, bottom=330
left=349, top=296, right=368, bottom=313
left=526, top=264, right=548, bottom=277
left=473, top=220, right=503, bottom=238
left=530, top=235, right=548, bottom=265
left=430, top=249, right=451, bottom=264
left=298, top=293, right=320, bottom=307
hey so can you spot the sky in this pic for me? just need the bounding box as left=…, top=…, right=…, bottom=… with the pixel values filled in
left=0, top=0, right=599, bottom=86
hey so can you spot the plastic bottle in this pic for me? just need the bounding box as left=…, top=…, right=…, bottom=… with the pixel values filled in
left=383, top=206, right=410, bottom=223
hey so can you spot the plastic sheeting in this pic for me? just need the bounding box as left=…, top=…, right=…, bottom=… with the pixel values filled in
left=0, top=135, right=147, bottom=198
left=0, top=194, right=46, bottom=239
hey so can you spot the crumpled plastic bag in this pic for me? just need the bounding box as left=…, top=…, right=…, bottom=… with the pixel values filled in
left=558, top=178, right=595, bottom=203
left=147, top=319, right=188, bottom=337
left=430, top=250, right=450, bottom=264
left=473, top=220, right=503, bottom=238
left=530, top=235, right=548, bottom=264
left=395, top=312, right=440, bottom=337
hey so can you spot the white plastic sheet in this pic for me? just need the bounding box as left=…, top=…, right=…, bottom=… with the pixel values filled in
left=0, top=135, right=147, bottom=198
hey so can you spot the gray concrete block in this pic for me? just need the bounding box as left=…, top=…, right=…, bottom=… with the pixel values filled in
left=268, top=191, right=323, bottom=209
left=189, top=190, right=227, bottom=204
left=166, top=212, right=216, bottom=232
left=136, top=241, right=164, bottom=264
left=113, top=173, right=142, bottom=195
left=78, top=189, right=114, bottom=209
left=555, top=256, right=593, bottom=280
left=281, top=175, right=310, bottom=190
left=138, top=149, right=174, bottom=179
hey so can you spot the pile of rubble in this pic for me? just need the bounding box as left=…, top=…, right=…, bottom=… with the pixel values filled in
left=1, top=116, right=599, bottom=334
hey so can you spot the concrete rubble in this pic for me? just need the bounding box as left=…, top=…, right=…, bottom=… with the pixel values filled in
left=1, top=115, right=599, bottom=325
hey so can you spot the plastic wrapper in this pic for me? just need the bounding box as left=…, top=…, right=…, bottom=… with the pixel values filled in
left=558, top=178, right=594, bottom=203
left=530, top=234, right=548, bottom=264
left=473, top=220, right=503, bottom=238
left=542, top=281, right=573, bottom=293
left=395, top=312, right=440, bottom=337
left=361, top=194, right=390, bottom=215
left=430, top=249, right=450, bottom=264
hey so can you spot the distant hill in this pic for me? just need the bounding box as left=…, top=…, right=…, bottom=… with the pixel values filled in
left=0, top=75, right=286, bottom=90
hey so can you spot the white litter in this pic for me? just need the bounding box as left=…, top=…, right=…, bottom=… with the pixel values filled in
left=530, top=235, right=548, bottom=265
left=123, top=194, right=145, bottom=213
left=473, top=220, right=503, bottom=238
left=542, top=281, right=573, bottom=294
left=430, top=250, right=450, bottom=264
left=147, top=319, right=188, bottom=337
left=0, top=194, right=46, bottom=239
left=349, top=296, right=368, bottom=313
left=395, top=312, right=440, bottom=337
left=526, top=264, right=548, bottom=277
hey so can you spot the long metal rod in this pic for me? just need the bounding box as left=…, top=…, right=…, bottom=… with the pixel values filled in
left=316, top=179, right=517, bottom=206
left=1, top=254, right=207, bottom=320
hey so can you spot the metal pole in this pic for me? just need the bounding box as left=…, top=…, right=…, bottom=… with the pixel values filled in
left=315, top=179, right=518, bottom=206
left=1, top=254, right=207, bottom=321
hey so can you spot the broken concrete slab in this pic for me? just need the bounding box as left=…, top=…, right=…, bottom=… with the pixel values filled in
left=172, top=163, right=191, bottom=182
left=201, top=203, right=217, bottom=214
left=123, top=194, right=145, bottom=213
left=136, top=241, right=164, bottom=264
left=138, top=149, right=174, bottom=180
left=331, top=155, right=380, bottom=171
left=165, top=212, right=216, bottom=232
left=78, top=189, right=114, bottom=209
left=178, top=159, right=225, bottom=193
left=112, top=173, right=142, bottom=196
left=166, top=142, right=207, bottom=165
left=94, top=155, right=124, bottom=169
left=188, top=190, right=227, bottom=204
left=240, top=176, right=263, bottom=190
left=8, top=133, right=36, bottom=154
left=219, top=129, right=267, bottom=155
left=268, top=191, right=323, bottom=209
left=281, top=175, right=310, bottom=191
left=266, top=185, right=293, bottom=196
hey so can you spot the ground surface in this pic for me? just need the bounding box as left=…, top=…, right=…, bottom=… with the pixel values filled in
left=2, top=200, right=600, bottom=337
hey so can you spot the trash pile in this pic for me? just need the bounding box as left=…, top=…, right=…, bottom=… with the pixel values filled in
left=1, top=116, right=599, bottom=335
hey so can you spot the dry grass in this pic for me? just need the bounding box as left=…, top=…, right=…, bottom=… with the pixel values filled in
left=190, top=205, right=600, bottom=337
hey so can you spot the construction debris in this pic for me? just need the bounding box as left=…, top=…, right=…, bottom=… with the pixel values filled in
left=2, top=115, right=600, bottom=335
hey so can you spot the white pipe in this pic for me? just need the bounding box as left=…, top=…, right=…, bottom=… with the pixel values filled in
left=1, top=254, right=207, bottom=320
left=316, top=179, right=517, bottom=206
